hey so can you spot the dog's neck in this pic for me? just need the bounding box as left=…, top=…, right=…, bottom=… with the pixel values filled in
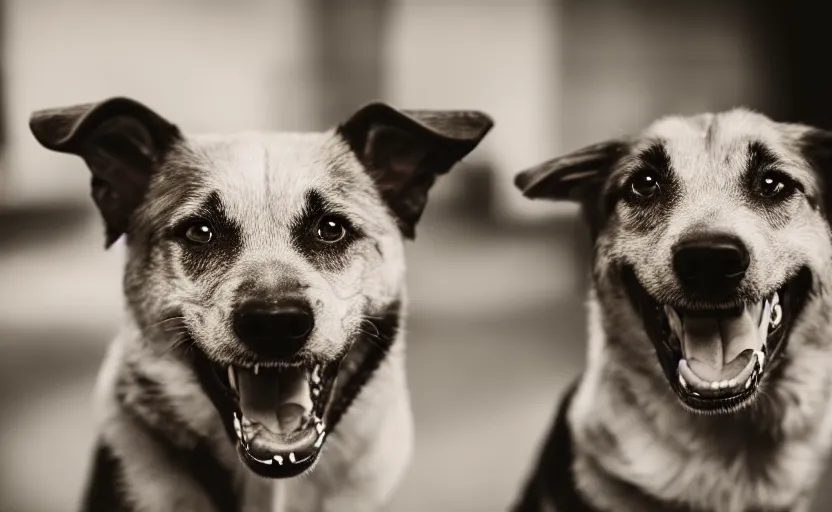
left=566, top=296, right=832, bottom=512
left=94, top=307, right=409, bottom=512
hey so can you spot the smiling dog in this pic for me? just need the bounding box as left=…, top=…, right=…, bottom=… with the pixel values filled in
left=29, top=97, right=492, bottom=512
left=513, top=110, right=832, bottom=512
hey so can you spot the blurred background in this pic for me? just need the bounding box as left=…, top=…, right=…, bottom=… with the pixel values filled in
left=1, top=0, right=832, bottom=510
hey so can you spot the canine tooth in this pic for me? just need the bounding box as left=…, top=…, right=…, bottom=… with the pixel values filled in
left=312, top=364, right=322, bottom=384
left=315, top=432, right=326, bottom=449
left=728, top=379, right=737, bottom=387
left=710, top=381, right=720, bottom=390
left=771, top=304, right=782, bottom=327
left=289, top=452, right=296, bottom=464
left=233, top=413, right=242, bottom=439
left=228, top=366, right=237, bottom=391
left=755, top=350, right=766, bottom=370
left=745, top=377, right=753, bottom=389
left=678, top=373, right=688, bottom=390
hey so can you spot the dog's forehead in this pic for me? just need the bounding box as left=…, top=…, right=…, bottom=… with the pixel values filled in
left=634, top=110, right=811, bottom=182
left=178, top=130, right=366, bottom=220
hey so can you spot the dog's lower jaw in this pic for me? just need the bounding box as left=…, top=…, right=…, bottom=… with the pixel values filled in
left=86, top=322, right=412, bottom=512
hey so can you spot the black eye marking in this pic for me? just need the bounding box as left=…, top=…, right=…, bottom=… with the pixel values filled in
left=746, top=141, right=800, bottom=203
left=291, top=190, right=363, bottom=272
left=622, top=142, right=674, bottom=204
left=173, top=191, right=243, bottom=279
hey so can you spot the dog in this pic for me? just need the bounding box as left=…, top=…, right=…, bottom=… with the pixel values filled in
left=29, top=96, right=492, bottom=512
left=511, top=109, right=832, bottom=512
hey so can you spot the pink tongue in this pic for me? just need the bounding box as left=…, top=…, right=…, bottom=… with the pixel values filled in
left=680, top=305, right=763, bottom=382
left=236, top=367, right=312, bottom=433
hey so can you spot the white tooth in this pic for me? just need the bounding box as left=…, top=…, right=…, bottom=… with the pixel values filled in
left=315, top=432, right=326, bottom=448
left=771, top=304, right=782, bottom=327
left=275, top=455, right=284, bottom=465
left=771, top=291, right=780, bottom=307
left=254, top=363, right=260, bottom=376
left=312, top=388, right=320, bottom=397
left=233, top=413, right=242, bottom=439
left=228, top=366, right=237, bottom=391
left=756, top=350, right=766, bottom=370
left=312, top=364, right=322, bottom=384
left=719, top=380, right=729, bottom=389
left=728, top=379, right=737, bottom=387
left=665, top=305, right=683, bottom=335
left=711, top=381, right=720, bottom=390
left=745, top=377, right=753, bottom=389
left=316, top=422, right=324, bottom=434
left=289, top=452, right=296, bottom=463
left=262, top=458, right=273, bottom=465
left=678, top=373, right=688, bottom=390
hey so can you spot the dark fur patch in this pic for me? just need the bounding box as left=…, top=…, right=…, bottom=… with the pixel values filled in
left=175, top=191, right=243, bottom=280
left=797, top=129, right=832, bottom=216
left=80, top=442, right=133, bottom=512
left=290, top=190, right=363, bottom=273
left=613, top=142, right=680, bottom=235
left=743, top=141, right=797, bottom=228
left=115, top=366, right=239, bottom=512
left=325, top=300, right=401, bottom=432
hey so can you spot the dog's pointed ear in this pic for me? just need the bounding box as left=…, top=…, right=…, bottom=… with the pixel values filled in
left=29, top=97, right=182, bottom=248
left=515, top=139, right=629, bottom=201
left=338, top=102, right=493, bottom=238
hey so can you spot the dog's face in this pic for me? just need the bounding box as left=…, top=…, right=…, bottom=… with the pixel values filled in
left=517, top=109, right=832, bottom=414
left=29, top=98, right=492, bottom=476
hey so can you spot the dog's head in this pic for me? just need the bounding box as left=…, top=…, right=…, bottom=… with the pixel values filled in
left=516, top=110, right=832, bottom=415
left=30, top=97, right=492, bottom=476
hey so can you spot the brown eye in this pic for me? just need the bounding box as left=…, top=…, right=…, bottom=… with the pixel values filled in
left=185, top=223, right=213, bottom=244
left=629, top=169, right=661, bottom=199
left=758, top=171, right=792, bottom=199
left=316, top=216, right=347, bottom=243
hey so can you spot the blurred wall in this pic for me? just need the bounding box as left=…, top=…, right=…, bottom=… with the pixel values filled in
left=2, top=0, right=315, bottom=207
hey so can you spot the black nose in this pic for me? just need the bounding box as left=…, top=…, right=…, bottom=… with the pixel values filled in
left=672, top=233, right=750, bottom=294
left=233, top=299, right=314, bottom=359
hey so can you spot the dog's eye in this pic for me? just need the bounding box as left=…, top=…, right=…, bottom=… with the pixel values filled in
left=316, top=216, right=347, bottom=243
left=628, top=169, right=661, bottom=199
left=758, top=171, right=793, bottom=199
left=184, top=223, right=214, bottom=244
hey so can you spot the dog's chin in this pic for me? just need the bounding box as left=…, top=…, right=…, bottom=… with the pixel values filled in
left=191, top=347, right=342, bottom=478
left=621, top=266, right=812, bottom=415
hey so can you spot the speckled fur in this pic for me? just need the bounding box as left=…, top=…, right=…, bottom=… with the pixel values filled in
left=518, top=110, right=832, bottom=512
left=29, top=98, right=492, bottom=512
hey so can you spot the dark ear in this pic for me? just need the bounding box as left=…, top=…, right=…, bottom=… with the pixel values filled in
left=514, top=139, right=629, bottom=201
left=338, top=102, right=493, bottom=238
left=29, top=97, right=182, bottom=248
left=798, top=128, right=832, bottom=216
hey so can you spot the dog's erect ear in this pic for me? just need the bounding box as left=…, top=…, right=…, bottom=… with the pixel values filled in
left=514, top=140, right=629, bottom=201
left=338, top=102, right=493, bottom=238
left=29, top=97, right=182, bottom=248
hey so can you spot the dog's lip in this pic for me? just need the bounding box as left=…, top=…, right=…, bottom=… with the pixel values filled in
left=621, top=265, right=811, bottom=412
left=212, top=359, right=339, bottom=478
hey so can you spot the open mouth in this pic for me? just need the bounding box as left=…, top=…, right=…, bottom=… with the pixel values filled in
left=623, top=266, right=812, bottom=412
left=194, top=356, right=339, bottom=478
